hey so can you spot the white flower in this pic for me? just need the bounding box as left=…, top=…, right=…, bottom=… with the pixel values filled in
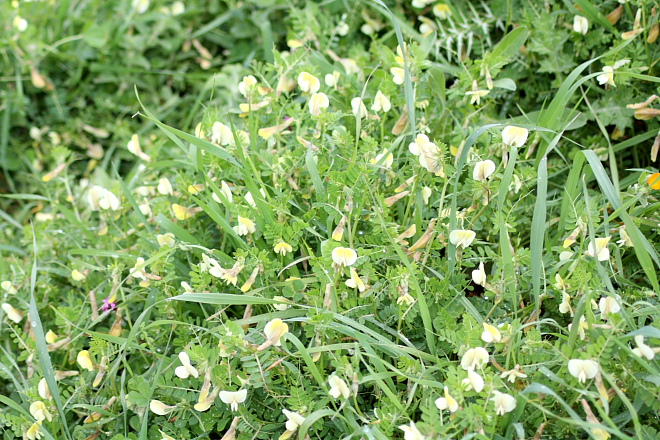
left=399, top=421, right=424, bottom=440
left=233, top=216, right=256, bottom=236
left=597, top=66, right=615, bottom=87
left=2, top=303, right=23, bottom=323
left=391, top=67, right=405, bottom=85
left=262, top=318, right=289, bottom=348
left=175, top=352, right=199, bottom=379
left=332, top=247, right=358, bottom=267
left=472, top=262, right=487, bottom=286
left=171, top=1, right=184, bottom=15
left=211, top=122, right=233, bottom=146
left=585, top=237, right=611, bottom=261
left=481, top=323, right=502, bottom=343
left=435, top=386, right=459, bottom=412
left=500, top=366, right=527, bottom=383
left=127, top=134, right=151, bottom=161
left=559, top=292, right=573, bottom=315
left=133, top=0, right=149, bottom=14
left=328, top=375, right=350, bottom=399
left=568, top=315, right=589, bottom=341
left=412, top=0, right=432, bottom=8
left=421, top=187, right=432, bottom=205
left=325, top=71, right=340, bottom=88
left=308, top=92, right=329, bottom=116
left=150, top=400, right=176, bottom=415
left=449, top=229, right=476, bottom=249
left=157, top=178, right=173, bottom=196
left=99, top=188, right=120, bottom=211
left=502, top=126, right=529, bottom=148
left=351, top=97, right=368, bottom=119
left=599, top=296, right=620, bottom=317
left=408, top=134, right=441, bottom=175
left=38, top=378, right=51, bottom=401
left=219, top=390, right=247, bottom=411
left=238, top=75, right=258, bottom=98
left=632, top=335, right=655, bottom=360
left=297, top=72, right=320, bottom=93
left=283, top=409, right=306, bottom=432
left=568, top=359, right=599, bottom=383
left=559, top=251, right=574, bottom=261
left=473, top=160, right=496, bottom=182
left=462, top=368, right=484, bottom=393
left=460, top=347, right=489, bottom=370
left=574, top=15, right=589, bottom=35
left=371, top=91, right=391, bottom=112
left=371, top=152, right=394, bottom=169
left=491, top=391, right=516, bottom=416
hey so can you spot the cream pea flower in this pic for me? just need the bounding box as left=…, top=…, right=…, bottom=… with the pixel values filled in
left=219, top=389, right=247, bottom=411
left=462, top=368, right=484, bottom=393
left=211, top=122, right=233, bottom=146
left=559, top=292, right=573, bottom=315
left=233, top=216, right=256, bottom=236
left=371, top=91, right=391, bottom=112
left=297, top=72, right=320, bottom=93
left=500, top=365, right=527, bottom=383
left=328, top=374, right=350, bottom=399
left=2, top=281, right=17, bottom=294
left=573, top=15, right=589, bottom=35
left=175, top=351, right=199, bottom=379
left=274, top=242, right=293, bottom=256
left=351, top=97, right=368, bottom=119
left=238, top=75, right=258, bottom=98
left=599, top=296, right=620, bottom=317
left=157, top=233, right=176, bottom=247
left=568, top=359, right=599, bottom=383
left=449, top=229, right=476, bottom=249
left=3, top=303, right=25, bottom=323
left=391, top=67, right=405, bottom=85
left=77, top=350, right=95, bottom=371
left=157, top=178, right=173, bottom=196
left=129, top=257, right=148, bottom=280
left=194, top=388, right=219, bottom=412
left=433, top=4, right=451, bottom=19
left=460, top=347, right=488, bottom=370
left=492, top=391, right=516, bottom=416
left=597, top=66, right=615, bottom=87
left=71, top=269, right=86, bottom=281
left=332, top=247, right=358, bottom=267
left=25, top=422, right=42, bottom=440
left=481, top=323, right=502, bottom=343
left=632, top=335, right=655, bottom=360
left=150, top=400, right=176, bottom=415
left=465, top=89, right=489, bottom=105
left=472, top=262, right=487, bottom=286
left=273, top=296, right=291, bottom=311
left=257, top=318, right=289, bottom=351
left=282, top=409, right=306, bottom=433
left=308, top=92, right=329, bottom=116
left=435, top=386, right=459, bottom=412
left=408, top=134, right=441, bottom=175
left=13, top=16, right=28, bottom=32
left=502, top=126, right=529, bottom=148
left=345, top=268, right=366, bottom=292
left=88, top=186, right=120, bottom=211
left=473, top=160, right=496, bottom=182
left=325, top=71, right=340, bottom=88
left=38, top=378, right=51, bottom=401
left=585, top=237, right=611, bottom=261
left=127, top=134, right=150, bottom=161
left=29, top=401, right=52, bottom=422
left=421, top=187, right=432, bottom=205
left=370, top=152, right=394, bottom=169
left=133, top=0, right=149, bottom=13
left=398, top=421, right=424, bottom=440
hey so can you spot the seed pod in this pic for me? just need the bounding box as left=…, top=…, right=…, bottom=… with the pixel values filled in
left=606, top=5, right=623, bottom=25
left=648, top=24, right=659, bottom=43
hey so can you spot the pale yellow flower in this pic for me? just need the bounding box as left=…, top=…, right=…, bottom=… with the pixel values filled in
left=370, top=152, right=394, bottom=169
left=433, top=4, right=452, bottom=19
left=449, top=229, right=476, bottom=249
left=371, top=90, right=391, bottom=112
left=238, top=75, right=258, bottom=98
left=435, top=386, right=459, bottom=412
left=332, top=247, right=358, bottom=267
left=500, top=366, right=527, bottom=383
left=274, top=242, right=293, bottom=256
left=282, top=409, right=305, bottom=432
left=465, top=89, right=489, bottom=105
left=597, top=66, right=615, bottom=87
left=573, top=15, right=589, bottom=35
left=632, top=335, right=655, bottom=360
left=150, top=399, right=176, bottom=415
left=2, top=303, right=23, bottom=324
left=324, top=71, right=340, bottom=88
left=157, top=233, right=176, bottom=248
left=473, top=160, right=496, bottom=182
left=233, top=216, right=256, bottom=236
left=598, top=296, right=620, bottom=317
left=211, top=122, right=233, bottom=146
left=351, top=97, right=368, bottom=119
left=308, top=92, right=329, bottom=116
left=481, top=323, right=502, bottom=343
left=71, top=269, right=86, bottom=281
left=398, top=421, right=424, bottom=440
left=127, top=134, right=150, bottom=161
left=1, top=281, right=17, bottom=294
left=297, top=72, right=320, bottom=93
left=345, top=268, right=366, bottom=292
left=77, top=350, right=95, bottom=371
left=29, top=401, right=52, bottom=422
left=26, top=422, right=42, bottom=440
left=460, top=347, right=488, bottom=370
left=13, top=16, right=28, bottom=32
left=585, top=237, right=611, bottom=261
left=462, top=368, right=484, bottom=393
left=157, top=178, right=173, bottom=196
left=38, top=378, right=51, bottom=401
left=502, top=126, right=529, bottom=147
left=472, top=262, right=487, bottom=286
left=391, top=67, right=405, bottom=85
left=257, top=318, right=289, bottom=351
